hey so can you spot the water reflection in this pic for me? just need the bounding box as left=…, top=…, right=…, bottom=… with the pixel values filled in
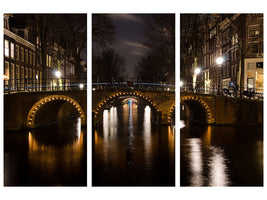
left=5, top=117, right=86, bottom=186
left=181, top=125, right=263, bottom=186
left=208, top=147, right=229, bottom=186
left=188, top=138, right=204, bottom=186
left=93, top=102, right=175, bottom=186
left=143, top=106, right=151, bottom=170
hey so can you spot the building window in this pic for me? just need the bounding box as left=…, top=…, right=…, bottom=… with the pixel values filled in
left=29, top=51, right=32, bottom=65
left=10, top=42, right=15, bottom=59
left=249, top=42, right=259, bottom=54
left=25, top=49, right=28, bottom=64
left=16, top=65, right=20, bottom=83
left=256, top=62, right=263, bottom=69
left=20, top=47, right=24, bottom=62
left=4, top=61, right=9, bottom=79
left=10, top=63, right=15, bottom=88
left=46, top=54, right=52, bottom=67
left=248, top=25, right=260, bottom=38
left=33, top=53, right=35, bottom=66
left=5, top=40, right=9, bottom=57
left=21, top=66, right=24, bottom=89
left=15, top=45, right=19, bottom=61
left=248, top=62, right=255, bottom=69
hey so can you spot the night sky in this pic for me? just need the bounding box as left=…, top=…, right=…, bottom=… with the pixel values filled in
left=109, top=14, right=148, bottom=79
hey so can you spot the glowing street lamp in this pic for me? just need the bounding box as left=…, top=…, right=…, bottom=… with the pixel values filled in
left=216, top=56, right=224, bottom=65
left=195, top=67, right=201, bottom=75
left=79, top=83, right=84, bottom=90
left=193, top=67, right=201, bottom=89
left=55, top=70, right=61, bottom=78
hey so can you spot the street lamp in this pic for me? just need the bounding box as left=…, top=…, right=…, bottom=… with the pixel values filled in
left=216, top=56, right=225, bottom=95
left=54, top=70, right=61, bottom=91
left=195, top=67, right=201, bottom=75
left=55, top=70, right=61, bottom=78
left=216, top=56, right=224, bottom=65
left=193, top=67, right=201, bottom=91
left=79, top=83, right=84, bottom=90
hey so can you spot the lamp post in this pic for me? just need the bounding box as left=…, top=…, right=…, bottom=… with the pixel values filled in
left=55, top=70, right=61, bottom=91
left=193, top=67, right=201, bottom=92
left=216, top=56, right=224, bottom=95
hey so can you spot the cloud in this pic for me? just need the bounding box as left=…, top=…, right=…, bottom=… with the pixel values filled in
left=109, top=14, right=143, bottom=24
left=122, top=40, right=149, bottom=50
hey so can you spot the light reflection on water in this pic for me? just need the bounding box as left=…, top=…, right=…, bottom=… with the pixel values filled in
left=93, top=102, right=175, bottom=186
left=5, top=117, right=86, bottom=186
left=181, top=125, right=263, bottom=186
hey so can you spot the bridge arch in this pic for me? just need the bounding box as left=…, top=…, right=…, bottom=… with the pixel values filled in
left=94, top=91, right=159, bottom=118
left=180, top=96, right=214, bottom=124
left=27, top=95, right=86, bottom=128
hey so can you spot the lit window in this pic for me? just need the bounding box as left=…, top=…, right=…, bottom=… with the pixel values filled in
left=5, top=40, right=9, bottom=57
left=10, top=42, right=14, bottom=59
left=248, top=25, right=260, bottom=38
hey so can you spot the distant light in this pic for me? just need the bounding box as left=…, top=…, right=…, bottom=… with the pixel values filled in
left=92, top=88, right=96, bottom=91
left=195, top=67, right=201, bottom=75
left=36, top=74, right=38, bottom=80
left=248, top=84, right=253, bottom=88
left=216, top=57, right=224, bottom=65
left=55, top=71, right=61, bottom=78
left=79, top=83, right=84, bottom=89
left=180, top=81, right=184, bottom=87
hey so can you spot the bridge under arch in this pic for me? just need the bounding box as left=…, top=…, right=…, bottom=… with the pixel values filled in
left=92, top=89, right=175, bottom=126
left=27, top=95, right=86, bottom=128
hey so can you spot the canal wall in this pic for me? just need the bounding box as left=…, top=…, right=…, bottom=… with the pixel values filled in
left=215, top=96, right=263, bottom=125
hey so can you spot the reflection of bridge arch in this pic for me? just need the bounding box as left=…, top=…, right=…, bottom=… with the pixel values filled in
left=27, top=95, right=86, bottom=128
left=94, top=91, right=159, bottom=118
left=180, top=96, right=214, bottom=124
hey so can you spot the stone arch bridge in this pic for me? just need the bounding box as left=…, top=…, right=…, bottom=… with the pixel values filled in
left=4, top=90, right=87, bottom=131
left=92, top=89, right=175, bottom=126
left=181, top=92, right=263, bottom=125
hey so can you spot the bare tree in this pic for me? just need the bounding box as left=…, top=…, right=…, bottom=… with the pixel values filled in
left=93, top=48, right=126, bottom=83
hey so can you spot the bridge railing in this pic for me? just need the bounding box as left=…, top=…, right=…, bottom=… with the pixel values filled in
left=92, top=82, right=175, bottom=92
left=181, top=82, right=263, bottom=100
left=4, top=78, right=87, bottom=94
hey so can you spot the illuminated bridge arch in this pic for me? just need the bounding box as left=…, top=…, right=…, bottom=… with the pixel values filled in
left=180, top=95, right=215, bottom=124
left=27, top=95, right=86, bottom=128
left=94, top=91, right=159, bottom=118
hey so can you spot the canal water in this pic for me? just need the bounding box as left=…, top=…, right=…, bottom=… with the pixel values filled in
left=93, top=103, right=175, bottom=186
left=180, top=121, right=263, bottom=186
left=4, top=117, right=87, bottom=186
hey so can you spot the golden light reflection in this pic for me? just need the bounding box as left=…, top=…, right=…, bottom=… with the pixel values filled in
left=27, top=120, right=84, bottom=175
left=204, top=126, right=211, bottom=147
